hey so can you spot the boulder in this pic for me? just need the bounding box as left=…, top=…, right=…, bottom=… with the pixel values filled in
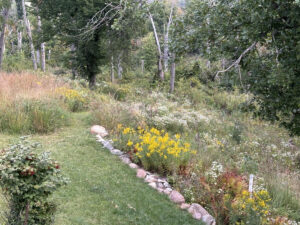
left=145, top=176, right=158, bottom=183
left=169, top=190, right=185, bottom=204
left=163, top=188, right=172, bottom=195
left=202, top=214, right=216, bottom=225
left=110, top=149, right=123, bottom=156
left=188, top=203, right=210, bottom=221
left=136, top=169, right=147, bottom=178
left=180, top=203, right=191, bottom=210
left=120, top=155, right=131, bottom=164
left=91, top=125, right=108, bottom=137
left=148, top=182, right=157, bottom=189
left=129, top=163, right=139, bottom=169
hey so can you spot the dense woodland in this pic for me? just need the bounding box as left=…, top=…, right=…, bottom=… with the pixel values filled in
left=0, top=0, right=300, bottom=224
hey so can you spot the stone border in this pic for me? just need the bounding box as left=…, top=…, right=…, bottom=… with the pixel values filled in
left=95, top=134, right=216, bottom=225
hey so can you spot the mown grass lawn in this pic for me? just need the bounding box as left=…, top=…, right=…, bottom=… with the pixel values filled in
left=0, top=113, right=202, bottom=225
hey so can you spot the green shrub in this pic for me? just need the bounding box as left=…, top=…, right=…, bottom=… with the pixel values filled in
left=97, top=82, right=131, bottom=101
left=56, top=87, right=89, bottom=112
left=0, top=137, right=68, bottom=225
left=2, top=53, right=32, bottom=72
left=0, top=99, right=69, bottom=134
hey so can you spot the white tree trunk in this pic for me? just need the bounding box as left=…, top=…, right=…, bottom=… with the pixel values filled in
left=170, top=53, right=176, bottom=93
left=71, top=43, right=77, bottom=79
left=0, top=8, right=9, bottom=70
left=17, top=30, right=22, bottom=51
left=22, top=0, right=37, bottom=70
left=36, top=50, right=40, bottom=65
left=117, top=52, right=123, bottom=79
left=141, top=59, right=144, bottom=75
left=37, top=15, right=46, bottom=72
left=149, top=12, right=164, bottom=81
left=163, top=4, right=174, bottom=72
left=48, top=49, right=51, bottom=60
left=111, top=55, right=115, bottom=83
left=163, top=29, right=169, bottom=72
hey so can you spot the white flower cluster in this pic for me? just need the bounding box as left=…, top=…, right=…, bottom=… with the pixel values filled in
left=205, top=161, right=224, bottom=184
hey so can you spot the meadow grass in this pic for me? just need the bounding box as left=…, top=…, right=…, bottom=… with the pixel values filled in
left=0, top=112, right=203, bottom=225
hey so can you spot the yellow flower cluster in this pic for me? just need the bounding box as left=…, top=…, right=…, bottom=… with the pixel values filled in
left=133, top=127, right=196, bottom=159
left=56, top=87, right=86, bottom=103
left=231, top=189, right=271, bottom=219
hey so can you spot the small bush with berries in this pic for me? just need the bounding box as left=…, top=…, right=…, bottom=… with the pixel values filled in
left=0, top=137, right=68, bottom=225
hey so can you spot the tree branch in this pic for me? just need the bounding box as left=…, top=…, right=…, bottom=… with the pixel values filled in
left=215, top=42, right=257, bottom=79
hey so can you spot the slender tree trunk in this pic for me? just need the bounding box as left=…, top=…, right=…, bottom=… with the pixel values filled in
left=71, top=43, right=77, bottom=79
left=36, top=50, right=40, bottom=65
left=117, top=52, right=123, bottom=79
left=22, top=0, right=37, bottom=70
left=48, top=49, right=51, bottom=60
left=111, top=55, right=115, bottom=83
left=170, top=53, right=176, bottom=93
left=0, top=8, right=9, bottom=70
left=37, top=15, right=46, bottom=72
left=163, top=28, right=169, bottom=72
left=163, top=4, right=174, bottom=73
left=17, top=30, right=22, bottom=51
left=141, top=59, right=144, bottom=75
left=149, top=12, right=164, bottom=81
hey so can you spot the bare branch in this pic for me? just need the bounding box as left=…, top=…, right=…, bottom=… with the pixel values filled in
left=215, top=42, right=257, bottom=80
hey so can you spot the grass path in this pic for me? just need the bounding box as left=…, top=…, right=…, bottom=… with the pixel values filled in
left=0, top=113, right=202, bottom=225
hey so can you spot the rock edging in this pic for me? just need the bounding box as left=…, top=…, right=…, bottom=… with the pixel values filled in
left=94, top=132, right=216, bottom=225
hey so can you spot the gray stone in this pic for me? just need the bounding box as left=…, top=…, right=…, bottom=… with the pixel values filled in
left=202, top=215, right=216, bottom=225
left=110, top=149, right=123, bottom=156
left=148, top=182, right=157, bottom=189
left=157, top=178, right=167, bottom=183
left=136, top=169, right=147, bottom=178
left=188, top=203, right=211, bottom=221
left=163, top=182, right=171, bottom=188
left=169, top=190, right=185, bottom=204
left=156, top=182, right=165, bottom=189
left=104, top=142, right=114, bottom=151
left=156, top=188, right=164, bottom=193
left=119, top=155, right=131, bottom=164
left=145, top=176, right=157, bottom=183
left=129, top=163, right=139, bottom=169
left=91, top=125, right=108, bottom=137
left=192, top=212, right=202, bottom=220
left=180, top=203, right=191, bottom=210
left=163, top=188, right=172, bottom=195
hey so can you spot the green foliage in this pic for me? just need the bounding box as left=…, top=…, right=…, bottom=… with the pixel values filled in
left=1, top=52, right=32, bottom=72
left=0, top=99, right=69, bottom=134
left=0, top=137, right=68, bottom=225
left=96, top=82, right=132, bottom=101
left=174, top=0, right=300, bottom=135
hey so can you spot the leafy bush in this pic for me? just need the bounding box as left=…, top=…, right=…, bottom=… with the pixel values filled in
left=0, top=99, right=69, bottom=134
left=0, top=137, right=68, bottom=225
left=96, top=82, right=132, bottom=101
left=187, top=166, right=272, bottom=224
left=56, top=87, right=89, bottom=112
left=1, top=53, right=32, bottom=72
left=114, top=126, right=196, bottom=175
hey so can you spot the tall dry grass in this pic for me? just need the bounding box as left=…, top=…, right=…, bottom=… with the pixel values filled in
left=0, top=72, right=66, bottom=103
left=0, top=72, right=70, bottom=134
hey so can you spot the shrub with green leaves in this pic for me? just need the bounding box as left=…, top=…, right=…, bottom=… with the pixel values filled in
left=0, top=137, right=68, bottom=225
